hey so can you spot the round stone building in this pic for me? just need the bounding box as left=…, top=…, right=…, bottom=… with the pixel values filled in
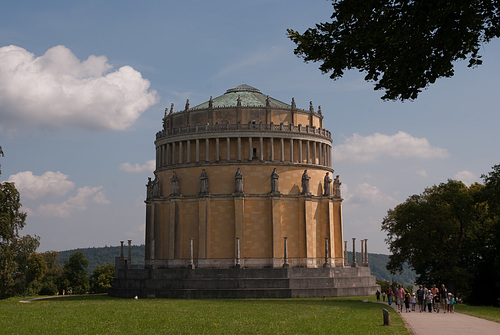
left=110, top=84, right=378, bottom=298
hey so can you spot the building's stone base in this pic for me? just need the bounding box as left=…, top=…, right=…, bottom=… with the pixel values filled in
left=108, top=266, right=379, bottom=299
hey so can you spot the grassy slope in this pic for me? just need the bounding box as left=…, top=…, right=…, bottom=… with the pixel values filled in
left=0, top=295, right=409, bottom=334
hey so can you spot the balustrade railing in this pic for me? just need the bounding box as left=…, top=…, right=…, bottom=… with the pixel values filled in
left=156, top=122, right=331, bottom=140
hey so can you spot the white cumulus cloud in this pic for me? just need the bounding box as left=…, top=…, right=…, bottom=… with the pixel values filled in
left=119, top=160, right=156, bottom=173
left=0, top=45, right=159, bottom=133
left=333, top=131, right=450, bottom=163
left=346, top=182, right=398, bottom=206
left=454, top=170, right=478, bottom=186
left=37, top=185, right=110, bottom=218
left=7, top=171, right=74, bottom=200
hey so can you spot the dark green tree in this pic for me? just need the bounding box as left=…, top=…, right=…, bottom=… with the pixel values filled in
left=60, top=251, right=89, bottom=294
left=382, top=175, right=500, bottom=305
left=90, top=263, right=115, bottom=293
left=1, top=146, right=40, bottom=298
left=288, top=0, right=500, bottom=100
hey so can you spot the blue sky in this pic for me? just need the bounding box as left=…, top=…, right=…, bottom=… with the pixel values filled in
left=1, top=1, right=499, bottom=255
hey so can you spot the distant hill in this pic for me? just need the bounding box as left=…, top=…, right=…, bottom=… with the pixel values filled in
left=56, top=246, right=416, bottom=285
left=56, top=245, right=145, bottom=275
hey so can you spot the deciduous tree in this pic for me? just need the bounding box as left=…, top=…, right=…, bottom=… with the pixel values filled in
left=288, top=0, right=500, bottom=100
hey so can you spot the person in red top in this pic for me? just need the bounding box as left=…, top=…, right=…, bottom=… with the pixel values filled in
left=396, top=284, right=405, bottom=313
left=387, top=288, right=394, bottom=305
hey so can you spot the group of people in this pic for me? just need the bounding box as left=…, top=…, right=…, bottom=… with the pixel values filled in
left=376, top=283, right=456, bottom=313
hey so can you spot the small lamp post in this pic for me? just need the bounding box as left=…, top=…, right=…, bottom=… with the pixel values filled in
left=24, top=265, right=28, bottom=298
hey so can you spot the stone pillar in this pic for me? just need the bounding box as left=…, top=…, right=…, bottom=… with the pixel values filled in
left=205, top=138, right=209, bottom=162
left=179, top=141, right=183, bottom=164
left=323, top=237, right=330, bottom=268
left=186, top=140, right=191, bottom=163
left=306, top=140, right=310, bottom=163
left=290, top=138, right=294, bottom=162
left=166, top=143, right=171, bottom=165
left=270, top=137, right=274, bottom=161
left=352, top=238, right=357, bottom=267
left=283, top=237, right=289, bottom=268
left=237, top=137, right=242, bottom=162
left=365, top=239, right=369, bottom=265
left=226, top=137, right=230, bottom=161
left=188, top=238, right=195, bottom=269
left=361, top=239, right=364, bottom=264
left=235, top=237, right=241, bottom=268
left=280, top=138, right=284, bottom=162
left=120, top=241, right=124, bottom=258
left=248, top=136, right=253, bottom=161
left=319, top=143, right=322, bottom=166
left=259, top=137, right=263, bottom=161
left=195, top=139, right=199, bottom=163
left=215, top=138, right=220, bottom=162
left=298, top=139, right=302, bottom=163
left=172, top=142, right=176, bottom=165
left=344, top=240, right=348, bottom=266
left=313, top=141, right=317, bottom=164
left=127, top=240, right=132, bottom=269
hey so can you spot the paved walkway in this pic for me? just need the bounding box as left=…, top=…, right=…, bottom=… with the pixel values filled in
left=382, top=302, right=500, bottom=335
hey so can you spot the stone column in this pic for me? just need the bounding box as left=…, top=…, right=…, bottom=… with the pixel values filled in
left=235, top=237, right=241, bottom=268
left=195, top=139, right=199, bottom=163
left=166, top=143, right=171, bottom=166
left=344, top=240, right=348, bottom=266
left=313, top=141, right=317, bottom=164
left=128, top=240, right=132, bottom=269
left=280, top=138, right=284, bottom=162
left=188, top=237, right=195, bottom=269
left=237, top=137, right=242, bottom=162
left=366, top=239, right=369, bottom=264
left=319, top=143, right=322, bottom=166
left=179, top=141, right=183, bottom=164
left=172, top=142, right=176, bottom=165
left=248, top=136, right=253, bottom=161
left=226, top=137, right=230, bottom=161
left=361, top=239, right=364, bottom=264
left=259, top=137, right=263, bottom=161
left=290, top=138, right=294, bottom=162
left=352, top=238, right=357, bottom=267
left=205, top=138, right=209, bottom=162
left=270, top=137, right=274, bottom=161
left=306, top=140, right=310, bottom=163
left=215, top=138, right=220, bottom=162
left=298, top=139, right=303, bottom=163
left=120, top=241, right=124, bottom=258
left=323, top=237, right=330, bottom=268
left=186, top=140, right=191, bottom=163
left=283, top=237, right=289, bottom=268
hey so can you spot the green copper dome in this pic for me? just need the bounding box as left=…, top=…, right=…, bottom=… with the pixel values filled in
left=191, top=84, right=291, bottom=110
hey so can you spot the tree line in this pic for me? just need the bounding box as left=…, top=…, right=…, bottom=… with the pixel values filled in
left=382, top=163, right=500, bottom=306
left=1, top=146, right=114, bottom=297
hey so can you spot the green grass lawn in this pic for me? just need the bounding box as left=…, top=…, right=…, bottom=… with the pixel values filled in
left=0, top=295, right=409, bottom=334
left=455, top=303, right=500, bottom=323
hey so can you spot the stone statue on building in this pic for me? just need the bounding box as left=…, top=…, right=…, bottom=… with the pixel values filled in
left=199, top=169, right=209, bottom=195
left=146, top=177, right=153, bottom=200
left=152, top=174, right=160, bottom=198
left=301, top=169, right=311, bottom=195
left=323, top=172, right=332, bottom=196
left=171, top=171, right=180, bottom=196
left=334, top=175, right=341, bottom=197
left=235, top=168, right=243, bottom=194
left=270, top=168, right=279, bottom=194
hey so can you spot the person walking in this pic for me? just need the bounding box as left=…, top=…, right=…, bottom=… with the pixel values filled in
left=396, top=284, right=405, bottom=313
left=376, top=289, right=380, bottom=302
left=417, top=285, right=424, bottom=312
left=440, top=284, right=449, bottom=313
left=387, top=288, right=393, bottom=305
left=422, top=285, right=428, bottom=312
left=426, top=292, right=433, bottom=313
